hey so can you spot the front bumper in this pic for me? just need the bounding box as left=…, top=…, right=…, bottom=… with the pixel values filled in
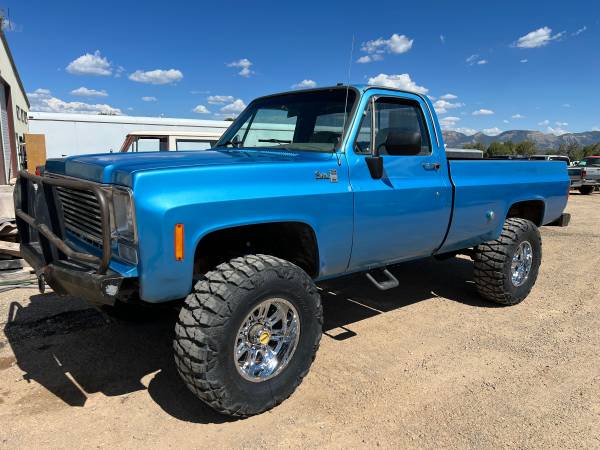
left=14, top=171, right=127, bottom=305
left=21, top=243, right=124, bottom=305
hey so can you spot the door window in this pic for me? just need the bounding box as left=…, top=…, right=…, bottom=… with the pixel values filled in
left=355, top=97, right=431, bottom=156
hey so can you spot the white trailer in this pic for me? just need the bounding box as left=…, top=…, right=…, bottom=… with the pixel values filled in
left=27, top=112, right=231, bottom=159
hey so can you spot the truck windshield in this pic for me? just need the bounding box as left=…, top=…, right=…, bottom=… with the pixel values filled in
left=215, top=88, right=357, bottom=152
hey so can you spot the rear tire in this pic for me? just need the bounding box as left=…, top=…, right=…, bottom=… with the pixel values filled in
left=579, top=185, right=594, bottom=195
left=473, top=218, right=541, bottom=305
left=173, top=254, right=322, bottom=417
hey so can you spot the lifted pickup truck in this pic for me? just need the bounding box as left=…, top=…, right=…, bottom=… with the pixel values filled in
left=14, top=85, right=570, bottom=417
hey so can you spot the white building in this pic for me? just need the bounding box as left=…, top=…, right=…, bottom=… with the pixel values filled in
left=0, top=28, right=30, bottom=183
left=28, top=112, right=232, bottom=159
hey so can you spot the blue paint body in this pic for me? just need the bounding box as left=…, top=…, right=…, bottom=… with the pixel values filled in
left=44, top=86, right=569, bottom=303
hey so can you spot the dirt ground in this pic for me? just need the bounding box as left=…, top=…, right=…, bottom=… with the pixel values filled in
left=0, top=192, right=599, bottom=449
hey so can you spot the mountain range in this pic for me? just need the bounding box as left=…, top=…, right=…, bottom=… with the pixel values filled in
left=442, top=130, right=600, bottom=151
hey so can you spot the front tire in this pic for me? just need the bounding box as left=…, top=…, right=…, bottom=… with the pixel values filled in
left=473, top=218, right=542, bottom=305
left=173, top=254, right=322, bottom=417
left=579, top=185, right=594, bottom=195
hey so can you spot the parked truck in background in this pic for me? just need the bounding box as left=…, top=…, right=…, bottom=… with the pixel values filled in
left=118, top=130, right=223, bottom=152
left=14, top=85, right=570, bottom=417
left=568, top=156, right=600, bottom=194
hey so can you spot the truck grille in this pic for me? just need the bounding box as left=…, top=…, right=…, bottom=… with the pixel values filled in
left=55, top=186, right=104, bottom=247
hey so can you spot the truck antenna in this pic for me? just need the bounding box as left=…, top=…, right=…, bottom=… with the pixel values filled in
left=337, top=34, right=355, bottom=164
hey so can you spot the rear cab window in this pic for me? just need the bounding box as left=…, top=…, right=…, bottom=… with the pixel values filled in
left=175, top=139, right=214, bottom=151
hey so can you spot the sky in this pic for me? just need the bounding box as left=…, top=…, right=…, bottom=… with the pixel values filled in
left=2, top=0, right=599, bottom=136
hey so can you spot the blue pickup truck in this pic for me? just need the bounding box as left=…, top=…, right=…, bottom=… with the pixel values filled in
left=14, top=85, right=570, bottom=417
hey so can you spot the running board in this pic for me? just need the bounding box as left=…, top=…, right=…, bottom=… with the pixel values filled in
left=366, top=268, right=399, bottom=291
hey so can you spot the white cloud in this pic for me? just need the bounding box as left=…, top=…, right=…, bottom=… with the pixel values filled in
left=28, top=88, right=121, bottom=115
left=555, top=121, right=568, bottom=127
left=356, top=54, right=383, bottom=63
left=227, top=58, right=254, bottom=77
left=141, top=96, right=157, bottom=102
left=511, top=114, right=525, bottom=119
left=362, top=33, right=413, bottom=54
left=70, top=86, right=108, bottom=97
left=114, top=66, right=126, bottom=78
left=503, top=119, right=510, bottom=124
left=515, top=26, right=565, bottom=48
left=193, top=105, right=210, bottom=114
left=207, top=95, right=235, bottom=105
left=439, top=116, right=461, bottom=127
left=66, top=50, right=112, bottom=76
left=562, top=103, right=571, bottom=108
left=453, top=127, right=478, bottom=135
left=440, top=34, right=445, bottom=44
left=520, top=59, right=528, bottom=63
left=220, top=99, right=246, bottom=115
left=367, top=73, right=428, bottom=94
left=472, top=109, right=494, bottom=116
left=466, top=54, right=488, bottom=66
left=433, top=99, right=464, bottom=114
left=547, top=125, right=569, bottom=135
left=292, top=79, right=317, bottom=89
left=572, top=26, right=587, bottom=36
left=440, top=93, right=457, bottom=100
left=538, top=119, right=550, bottom=126
left=592, top=126, right=600, bottom=132
left=358, top=34, right=413, bottom=62
left=439, top=117, right=480, bottom=136
left=129, top=69, right=183, bottom=85
left=483, top=127, right=502, bottom=136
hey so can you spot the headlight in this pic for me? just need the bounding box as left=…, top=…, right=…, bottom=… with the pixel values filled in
left=109, top=188, right=137, bottom=264
left=111, top=188, right=136, bottom=242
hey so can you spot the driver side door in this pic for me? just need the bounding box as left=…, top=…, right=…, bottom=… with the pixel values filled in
left=348, top=92, right=452, bottom=270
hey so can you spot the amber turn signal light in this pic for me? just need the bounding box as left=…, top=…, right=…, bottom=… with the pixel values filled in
left=174, top=224, right=184, bottom=261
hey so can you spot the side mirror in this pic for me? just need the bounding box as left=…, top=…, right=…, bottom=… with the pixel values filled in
left=366, top=155, right=384, bottom=179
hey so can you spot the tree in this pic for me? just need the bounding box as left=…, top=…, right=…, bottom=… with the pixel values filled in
left=515, top=140, right=536, bottom=156
left=463, top=142, right=486, bottom=151
left=486, top=141, right=514, bottom=157
left=502, top=140, right=515, bottom=155
left=565, top=142, right=583, bottom=161
left=582, top=143, right=600, bottom=157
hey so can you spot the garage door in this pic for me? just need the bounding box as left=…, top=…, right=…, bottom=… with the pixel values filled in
left=0, top=84, right=10, bottom=183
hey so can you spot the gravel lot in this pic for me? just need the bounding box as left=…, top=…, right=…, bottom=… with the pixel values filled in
left=0, top=193, right=598, bottom=449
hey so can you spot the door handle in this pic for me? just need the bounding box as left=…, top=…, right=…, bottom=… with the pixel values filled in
left=422, top=162, right=441, bottom=171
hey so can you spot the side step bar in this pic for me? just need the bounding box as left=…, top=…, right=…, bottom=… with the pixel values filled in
left=366, top=268, right=399, bottom=291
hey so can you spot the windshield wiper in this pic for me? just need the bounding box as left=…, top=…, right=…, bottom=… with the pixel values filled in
left=258, top=138, right=292, bottom=144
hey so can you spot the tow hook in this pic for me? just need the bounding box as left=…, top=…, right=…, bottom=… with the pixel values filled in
left=37, top=273, right=46, bottom=294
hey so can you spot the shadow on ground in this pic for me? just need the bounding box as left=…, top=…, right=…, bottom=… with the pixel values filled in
left=2, top=256, right=494, bottom=423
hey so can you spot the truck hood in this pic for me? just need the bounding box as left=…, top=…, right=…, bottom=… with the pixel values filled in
left=45, top=149, right=330, bottom=186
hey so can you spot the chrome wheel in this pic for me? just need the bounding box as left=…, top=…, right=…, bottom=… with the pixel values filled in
left=234, top=298, right=300, bottom=382
left=511, top=241, right=533, bottom=287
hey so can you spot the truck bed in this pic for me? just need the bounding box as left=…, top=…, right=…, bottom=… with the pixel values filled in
left=438, top=159, right=570, bottom=253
